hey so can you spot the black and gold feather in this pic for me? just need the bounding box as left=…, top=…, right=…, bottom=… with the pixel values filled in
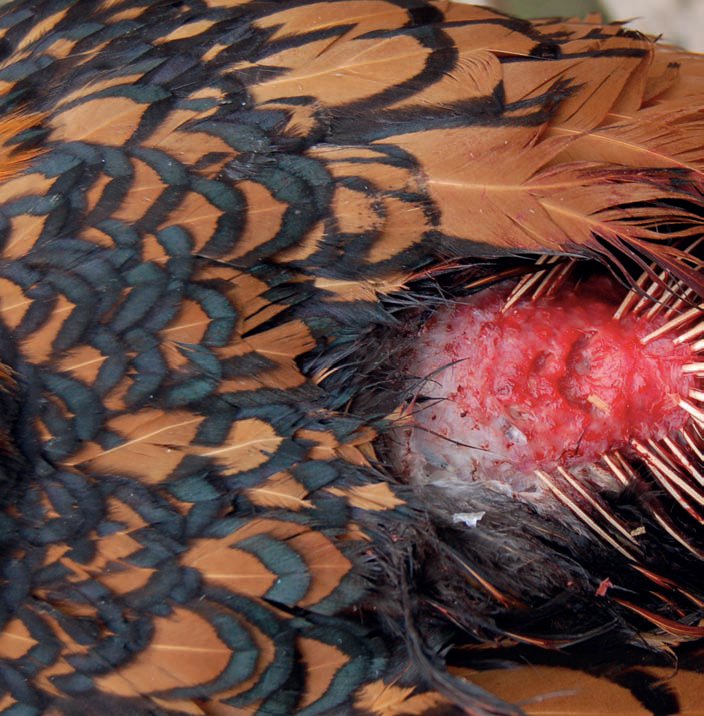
left=0, top=2, right=703, bottom=715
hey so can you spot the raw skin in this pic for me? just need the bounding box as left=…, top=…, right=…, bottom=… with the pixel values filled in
left=393, top=276, right=693, bottom=494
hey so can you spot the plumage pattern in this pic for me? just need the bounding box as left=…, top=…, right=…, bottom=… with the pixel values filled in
left=0, top=1, right=702, bottom=715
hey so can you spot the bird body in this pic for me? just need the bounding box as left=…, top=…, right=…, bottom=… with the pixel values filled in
left=0, top=2, right=702, bottom=715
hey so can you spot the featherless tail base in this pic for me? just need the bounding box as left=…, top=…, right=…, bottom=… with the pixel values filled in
left=390, top=269, right=696, bottom=502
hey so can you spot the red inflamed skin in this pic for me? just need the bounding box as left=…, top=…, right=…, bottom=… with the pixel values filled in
left=391, top=274, right=695, bottom=505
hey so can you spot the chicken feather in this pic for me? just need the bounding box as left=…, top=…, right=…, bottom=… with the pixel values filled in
left=0, top=2, right=703, bottom=716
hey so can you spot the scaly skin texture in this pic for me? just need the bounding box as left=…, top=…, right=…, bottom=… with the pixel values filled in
left=0, top=2, right=701, bottom=716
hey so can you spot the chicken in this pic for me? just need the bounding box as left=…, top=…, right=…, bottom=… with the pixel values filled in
left=0, top=1, right=702, bottom=715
